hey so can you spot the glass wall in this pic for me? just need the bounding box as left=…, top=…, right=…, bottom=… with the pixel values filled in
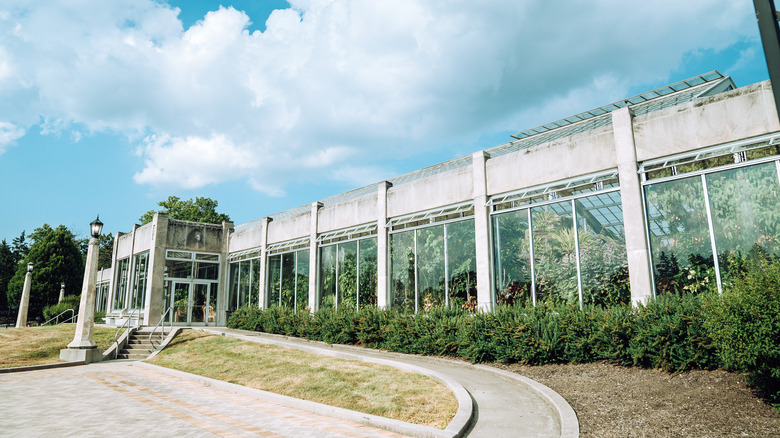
left=318, top=238, right=377, bottom=311
left=95, top=282, right=109, bottom=313
left=492, top=187, right=628, bottom=307
left=390, top=219, right=476, bottom=313
left=227, top=257, right=260, bottom=311
left=267, top=249, right=310, bottom=311
left=130, top=252, right=149, bottom=310
left=112, top=258, right=129, bottom=311
left=645, top=160, right=780, bottom=294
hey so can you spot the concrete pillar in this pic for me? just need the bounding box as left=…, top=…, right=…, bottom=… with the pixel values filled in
left=217, top=220, right=234, bottom=326
left=15, top=263, right=33, bottom=328
left=144, top=213, right=168, bottom=325
left=376, top=181, right=392, bottom=309
left=58, top=283, right=65, bottom=303
left=257, top=217, right=271, bottom=308
left=65, top=236, right=100, bottom=352
left=612, top=107, right=654, bottom=305
left=472, top=151, right=494, bottom=312
left=308, top=202, right=323, bottom=311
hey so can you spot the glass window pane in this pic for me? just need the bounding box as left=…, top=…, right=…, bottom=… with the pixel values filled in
left=239, top=261, right=251, bottom=307
left=575, top=193, right=630, bottom=306
left=296, top=250, right=310, bottom=311
left=113, top=258, right=129, bottom=311
left=446, top=220, right=476, bottom=310
left=492, top=210, right=532, bottom=306
left=645, top=176, right=714, bottom=294
left=707, top=162, right=780, bottom=280
left=266, top=255, right=281, bottom=308
left=337, top=241, right=358, bottom=311
left=281, top=253, right=296, bottom=308
left=358, top=238, right=378, bottom=308
left=532, top=202, right=577, bottom=304
left=228, top=262, right=239, bottom=311
left=250, top=258, right=260, bottom=309
left=391, top=231, right=415, bottom=312
left=168, top=251, right=192, bottom=259
left=166, top=260, right=193, bottom=279
left=195, top=262, right=219, bottom=280
left=319, top=246, right=337, bottom=310
left=416, top=225, right=445, bottom=311
left=132, top=252, right=149, bottom=310
left=196, top=253, right=219, bottom=261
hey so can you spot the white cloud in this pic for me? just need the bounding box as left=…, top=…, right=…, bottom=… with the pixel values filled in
left=0, top=0, right=761, bottom=191
left=0, top=121, right=25, bottom=155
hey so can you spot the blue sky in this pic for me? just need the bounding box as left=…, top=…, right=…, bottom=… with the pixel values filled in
left=0, top=0, right=770, bottom=242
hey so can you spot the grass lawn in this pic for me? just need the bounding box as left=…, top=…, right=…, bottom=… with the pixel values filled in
left=0, top=325, right=121, bottom=368
left=147, top=330, right=458, bottom=429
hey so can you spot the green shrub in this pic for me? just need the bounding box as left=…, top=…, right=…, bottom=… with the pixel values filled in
left=705, top=259, right=780, bottom=407
left=43, top=295, right=80, bottom=323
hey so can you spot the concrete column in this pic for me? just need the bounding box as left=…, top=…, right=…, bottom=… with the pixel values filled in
left=472, top=151, right=493, bottom=312
left=612, top=107, right=654, bottom=305
left=257, top=217, right=271, bottom=308
left=58, top=283, right=65, bottom=303
left=376, top=181, right=392, bottom=309
left=217, top=220, right=234, bottom=326
left=105, top=232, right=120, bottom=316
left=144, top=213, right=168, bottom=325
left=65, top=236, right=100, bottom=355
left=308, top=202, right=323, bottom=311
left=125, top=224, right=138, bottom=317
left=15, top=264, right=33, bottom=328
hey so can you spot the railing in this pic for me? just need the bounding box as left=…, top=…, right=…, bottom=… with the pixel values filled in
left=43, top=308, right=76, bottom=326
left=149, top=306, right=173, bottom=350
left=113, top=308, right=139, bottom=359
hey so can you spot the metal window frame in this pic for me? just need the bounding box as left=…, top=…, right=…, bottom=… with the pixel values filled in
left=266, top=237, right=311, bottom=255
left=387, top=202, right=475, bottom=232
left=317, top=223, right=378, bottom=245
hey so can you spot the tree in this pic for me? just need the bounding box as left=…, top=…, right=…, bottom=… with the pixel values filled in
left=139, top=196, right=230, bottom=225
left=7, top=224, right=84, bottom=323
left=78, top=233, right=114, bottom=270
left=11, top=231, right=28, bottom=261
left=0, top=240, right=14, bottom=311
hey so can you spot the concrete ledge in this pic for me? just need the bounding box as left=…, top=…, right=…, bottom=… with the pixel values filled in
left=59, top=347, right=103, bottom=364
left=0, top=360, right=86, bottom=374
left=146, top=327, right=184, bottom=360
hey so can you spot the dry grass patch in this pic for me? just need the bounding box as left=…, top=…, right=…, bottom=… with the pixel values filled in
left=147, top=330, right=457, bottom=428
left=0, top=325, right=118, bottom=368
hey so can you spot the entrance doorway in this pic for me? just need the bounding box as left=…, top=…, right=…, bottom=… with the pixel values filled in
left=168, top=281, right=218, bottom=325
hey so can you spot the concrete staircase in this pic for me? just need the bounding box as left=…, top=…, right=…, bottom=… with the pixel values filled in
left=116, top=327, right=163, bottom=360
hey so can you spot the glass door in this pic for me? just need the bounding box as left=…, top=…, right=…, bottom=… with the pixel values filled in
left=172, top=282, right=190, bottom=323
left=192, top=283, right=208, bottom=323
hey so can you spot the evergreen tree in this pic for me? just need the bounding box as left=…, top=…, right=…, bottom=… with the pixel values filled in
left=7, top=225, right=84, bottom=323
left=0, top=240, right=14, bottom=311
left=139, top=196, right=230, bottom=225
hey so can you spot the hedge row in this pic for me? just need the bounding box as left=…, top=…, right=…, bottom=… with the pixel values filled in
left=228, top=260, right=780, bottom=407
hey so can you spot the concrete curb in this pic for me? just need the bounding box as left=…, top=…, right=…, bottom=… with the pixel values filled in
left=0, top=360, right=86, bottom=374
left=146, top=326, right=184, bottom=360
left=195, top=327, right=473, bottom=437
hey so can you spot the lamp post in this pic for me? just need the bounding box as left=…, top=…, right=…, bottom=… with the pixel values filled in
left=61, top=216, right=103, bottom=363
left=15, top=263, right=33, bottom=328
left=58, top=282, right=65, bottom=303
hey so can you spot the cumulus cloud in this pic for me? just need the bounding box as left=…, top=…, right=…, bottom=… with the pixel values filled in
left=0, top=0, right=760, bottom=192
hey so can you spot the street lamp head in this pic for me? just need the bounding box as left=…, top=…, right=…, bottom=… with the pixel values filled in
left=27, top=262, right=33, bottom=272
left=90, top=215, right=104, bottom=238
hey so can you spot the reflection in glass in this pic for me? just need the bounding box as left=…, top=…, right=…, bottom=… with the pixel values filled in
left=416, top=226, right=445, bottom=311
left=296, top=250, right=310, bottom=311
left=113, top=258, right=129, bottom=311
left=266, top=255, right=281, bottom=307
left=447, top=219, right=476, bottom=310
left=391, top=231, right=415, bottom=312
left=358, top=239, right=378, bottom=308
left=337, top=241, right=358, bottom=310
left=319, top=246, right=336, bottom=310
left=281, top=253, right=296, bottom=308
left=532, top=202, right=577, bottom=304
left=492, top=211, right=532, bottom=306
left=645, top=176, right=714, bottom=294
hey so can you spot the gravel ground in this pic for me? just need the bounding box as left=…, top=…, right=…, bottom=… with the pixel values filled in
left=492, top=362, right=780, bottom=438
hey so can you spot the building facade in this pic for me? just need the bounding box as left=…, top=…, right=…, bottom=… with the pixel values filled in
left=103, top=72, right=780, bottom=327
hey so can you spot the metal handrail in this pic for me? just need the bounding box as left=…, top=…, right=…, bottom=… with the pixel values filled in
left=43, top=308, right=75, bottom=326
left=149, top=306, right=173, bottom=350
left=113, top=308, right=139, bottom=359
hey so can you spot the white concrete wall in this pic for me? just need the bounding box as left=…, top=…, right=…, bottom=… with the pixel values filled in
left=132, top=223, right=154, bottom=253
left=387, top=165, right=474, bottom=218
left=115, top=233, right=133, bottom=259
left=486, top=123, right=616, bottom=196
left=228, top=222, right=264, bottom=252
left=267, top=212, right=310, bottom=244
left=318, top=193, right=377, bottom=233
left=635, top=81, right=780, bottom=161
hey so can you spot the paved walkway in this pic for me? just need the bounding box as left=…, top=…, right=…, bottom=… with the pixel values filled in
left=0, top=361, right=412, bottom=437
left=205, top=328, right=578, bottom=438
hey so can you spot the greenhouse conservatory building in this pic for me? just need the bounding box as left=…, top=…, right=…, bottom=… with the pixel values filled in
left=99, top=71, right=780, bottom=327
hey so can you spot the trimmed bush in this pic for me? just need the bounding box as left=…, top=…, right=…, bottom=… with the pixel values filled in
left=42, top=295, right=80, bottom=323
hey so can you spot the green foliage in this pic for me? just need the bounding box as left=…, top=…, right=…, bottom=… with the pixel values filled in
left=139, top=196, right=230, bottom=225
left=0, top=240, right=14, bottom=311
left=7, top=224, right=84, bottom=322
left=43, top=295, right=80, bottom=323
left=704, top=259, right=780, bottom=407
